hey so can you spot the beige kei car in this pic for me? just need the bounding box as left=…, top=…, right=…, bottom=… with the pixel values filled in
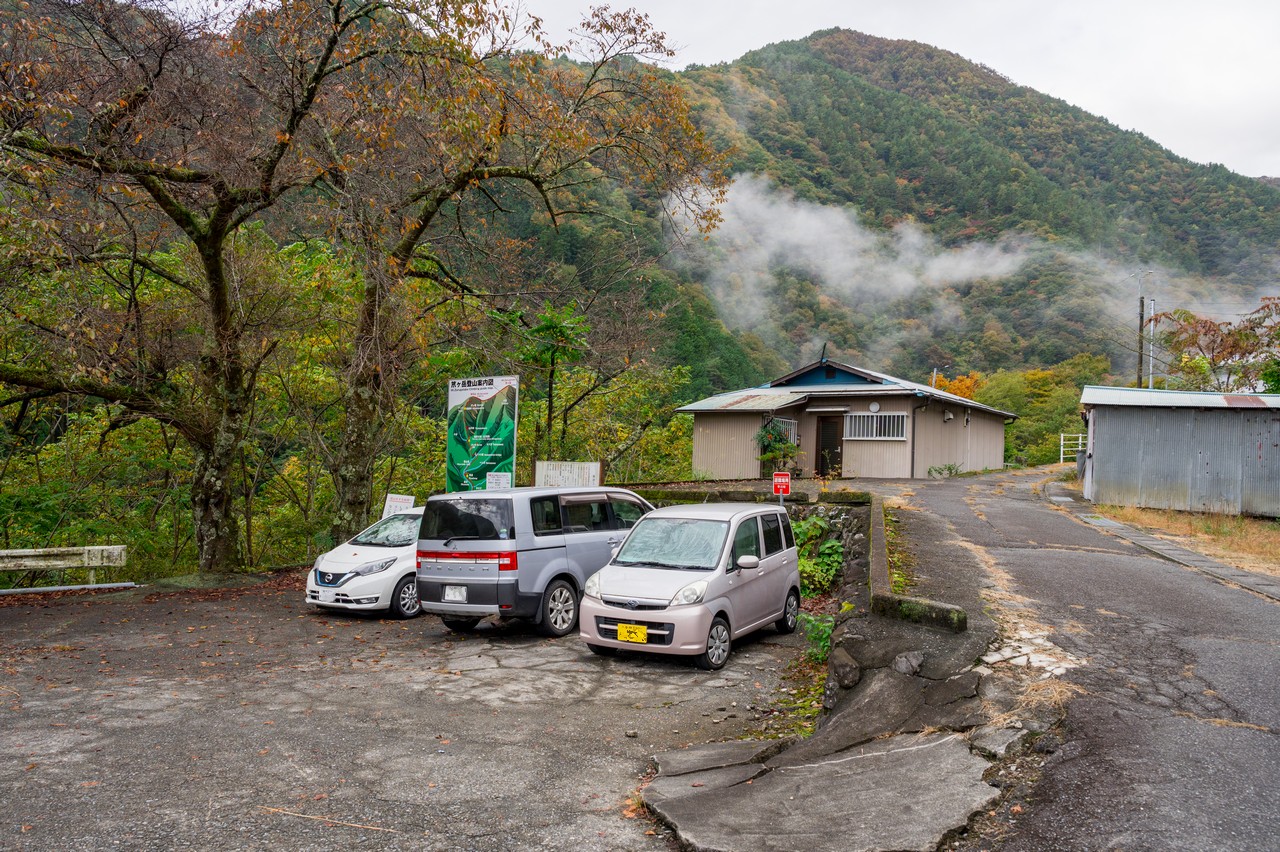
left=578, top=503, right=801, bottom=670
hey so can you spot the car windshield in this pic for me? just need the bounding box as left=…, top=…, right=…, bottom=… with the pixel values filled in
left=420, top=498, right=514, bottom=541
left=349, top=512, right=421, bottom=547
left=614, top=517, right=728, bottom=570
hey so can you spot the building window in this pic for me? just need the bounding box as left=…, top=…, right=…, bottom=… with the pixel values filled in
left=844, top=412, right=907, bottom=440
left=772, top=417, right=799, bottom=444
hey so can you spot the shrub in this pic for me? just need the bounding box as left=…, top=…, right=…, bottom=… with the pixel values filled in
left=797, top=613, right=835, bottom=663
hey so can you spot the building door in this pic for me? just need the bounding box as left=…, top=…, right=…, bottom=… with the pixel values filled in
left=817, top=416, right=843, bottom=477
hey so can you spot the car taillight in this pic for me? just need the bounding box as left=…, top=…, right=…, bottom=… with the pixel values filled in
left=417, top=550, right=517, bottom=571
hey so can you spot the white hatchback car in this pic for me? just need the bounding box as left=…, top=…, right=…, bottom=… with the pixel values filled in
left=305, top=508, right=423, bottom=619
left=579, top=503, right=801, bottom=670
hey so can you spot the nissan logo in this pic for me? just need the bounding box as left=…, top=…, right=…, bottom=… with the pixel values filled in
left=324, top=573, right=335, bottom=584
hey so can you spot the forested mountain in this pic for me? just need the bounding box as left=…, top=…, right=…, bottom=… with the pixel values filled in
left=667, top=29, right=1280, bottom=381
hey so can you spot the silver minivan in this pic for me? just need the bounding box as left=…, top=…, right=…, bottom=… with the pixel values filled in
left=578, top=503, right=801, bottom=670
left=415, top=486, right=653, bottom=636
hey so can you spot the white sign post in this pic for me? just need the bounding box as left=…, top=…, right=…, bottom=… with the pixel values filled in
left=381, top=493, right=415, bottom=518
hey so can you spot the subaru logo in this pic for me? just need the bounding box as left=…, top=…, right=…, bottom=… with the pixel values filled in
left=625, top=599, right=639, bottom=610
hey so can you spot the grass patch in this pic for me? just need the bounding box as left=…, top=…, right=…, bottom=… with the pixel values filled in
left=1093, top=503, right=1280, bottom=578
left=883, top=507, right=915, bottom=595
left=745, top=658, right=827, bottom=740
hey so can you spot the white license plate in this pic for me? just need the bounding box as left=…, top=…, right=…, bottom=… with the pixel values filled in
left=319, top=589, right=336, bottom=603
left=443, top=585, right=467, bottom=603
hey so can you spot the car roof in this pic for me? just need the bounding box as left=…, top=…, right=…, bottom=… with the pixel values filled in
left=426, top=486, right=641, bottom=500
left=641, top=502, right=787, bottom=522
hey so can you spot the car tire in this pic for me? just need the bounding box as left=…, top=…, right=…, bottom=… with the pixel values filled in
left=388, top=575, right=421, bottom=619
left=586, top=643, right=616, bottom=657
left=537, top=579, right=578, bottom=637
left=696, top=617, right=732, bottom=671
left=776, top=589, right=800, bottom=634
left=441, top=616, right=481, bottom=632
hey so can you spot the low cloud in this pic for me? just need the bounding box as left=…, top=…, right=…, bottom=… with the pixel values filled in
left=680, top=175, right=1034, bottom=332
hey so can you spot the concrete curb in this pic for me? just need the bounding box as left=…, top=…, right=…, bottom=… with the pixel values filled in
left=868, top=495, right=969, bottom=633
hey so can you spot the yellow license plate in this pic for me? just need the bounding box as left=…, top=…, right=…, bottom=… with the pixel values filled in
left=616, top=623, right=647, bottom=644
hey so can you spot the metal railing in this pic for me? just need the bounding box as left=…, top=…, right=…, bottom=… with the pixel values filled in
left=1059, top=433, right=1086, bottom=464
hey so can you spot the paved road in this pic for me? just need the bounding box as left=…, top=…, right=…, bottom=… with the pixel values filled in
left=0, top=575, right=800, bottom=850
left=904, top=470, right=1280, bottom=851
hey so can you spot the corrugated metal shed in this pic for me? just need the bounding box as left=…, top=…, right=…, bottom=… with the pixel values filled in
left=1081, top=386, right=1280, bottom=410
left=1081, top=385, right=1280, bottom=517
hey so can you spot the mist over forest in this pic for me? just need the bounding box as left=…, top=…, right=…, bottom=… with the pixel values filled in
left=668, top=28, right=1280, bottom=385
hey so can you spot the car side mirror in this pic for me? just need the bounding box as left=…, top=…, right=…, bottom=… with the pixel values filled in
left=736, top=554, right=760, bottom=570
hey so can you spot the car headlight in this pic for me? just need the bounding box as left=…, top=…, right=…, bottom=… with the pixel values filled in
left=671, top=579, right=708, bottom=606
left=583, top=573, right=601, bottom=600
left=352, top=557, right=396, bottom=577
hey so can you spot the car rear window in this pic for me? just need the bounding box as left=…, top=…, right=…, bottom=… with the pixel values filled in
left=420, top=498, right=514, bottom=541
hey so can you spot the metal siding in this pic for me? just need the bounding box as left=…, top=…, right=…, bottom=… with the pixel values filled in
left=691, top=414, right=762, bottom=480
left=970, top=411, right=1009, bottom=471
left=1241, top=411, right=1280, bottom=516
left=913, top=406, right=1006, bottom=476
left=843, top=438, right=911, bottom=477
left=796, top=414, right=819, bottom=478
left=1090, top=406, right=1280, bottom=516
left=841, top=397, right=912, bottom=478
left=1090, top=408, right=1148, bottom=508
left=1188, top=410, right=1242, bottom=514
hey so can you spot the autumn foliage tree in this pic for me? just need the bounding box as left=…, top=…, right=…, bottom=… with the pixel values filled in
left=311, top=4, right=726, bottom=540
left=0, top=0, right=725, bottom=570
left=1152, top=298, right=1280, bottom=392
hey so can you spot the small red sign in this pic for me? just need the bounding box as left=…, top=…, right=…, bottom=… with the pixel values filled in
left=772, top=471, right=791, bottom=496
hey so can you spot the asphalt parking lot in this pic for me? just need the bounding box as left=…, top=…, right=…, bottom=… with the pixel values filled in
left=0, top=571, right=803, bottom=851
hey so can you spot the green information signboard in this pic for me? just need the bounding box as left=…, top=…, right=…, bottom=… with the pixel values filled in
left=446, top=376, right=519, bottom=492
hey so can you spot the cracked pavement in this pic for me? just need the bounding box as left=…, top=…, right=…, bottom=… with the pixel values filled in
left=0, top=577, right=802, bottom=850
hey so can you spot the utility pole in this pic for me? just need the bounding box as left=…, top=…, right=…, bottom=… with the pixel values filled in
left=1137, top=294, right=1145, bottom=388
left=1135, top=270, right=1150, bottom=388
left=1148, top=298, right=1156, bottom=389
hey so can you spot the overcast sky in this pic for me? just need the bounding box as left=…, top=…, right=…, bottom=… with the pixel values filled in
left=528, top=0, right=1279, bottom=177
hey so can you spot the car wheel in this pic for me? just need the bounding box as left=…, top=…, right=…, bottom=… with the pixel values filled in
left=696, top=617, right=732, bottom=671
left=441, top=617, right=481, bottom=632
left=388, top=575, right=421, bottom=619
left=537, top=579, right=578, bottom=637
left=586, top=643, right=616, bottom=657
left=776, top=588, right=800, bottom=634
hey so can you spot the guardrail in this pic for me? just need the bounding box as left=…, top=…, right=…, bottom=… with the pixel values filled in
left=0, top=545, right=127, bottom=590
